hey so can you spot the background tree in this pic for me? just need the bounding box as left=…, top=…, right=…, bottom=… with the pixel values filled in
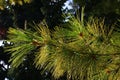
left=73, top=0, right=120, bottom=25
left=0, top=0, right=68, bottom=80
left=41, top=0, right=66, bottom=28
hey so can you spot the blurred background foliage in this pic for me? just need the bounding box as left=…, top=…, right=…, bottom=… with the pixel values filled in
left=0, top=0, right=32, bottom=9
left=0, top=0, right=120, bottom=80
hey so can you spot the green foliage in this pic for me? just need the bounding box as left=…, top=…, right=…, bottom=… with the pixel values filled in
left=6, top=16, right=120, bottom=80
left=0, top=0, right=32, bottom=9
left=73, top=0, right=86, bottom=6
left=9, top=0, right=32, bottom=5
left=90, top=0, right=120, bottom=15
left=73, top=0, right=120, bottom=21
left=0, top=0, right=6, bottom=10
left=6, top=27, right=38, bottom=68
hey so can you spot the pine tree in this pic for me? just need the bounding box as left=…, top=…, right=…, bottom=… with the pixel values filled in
left=5, top=15, right=120, bottom=80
